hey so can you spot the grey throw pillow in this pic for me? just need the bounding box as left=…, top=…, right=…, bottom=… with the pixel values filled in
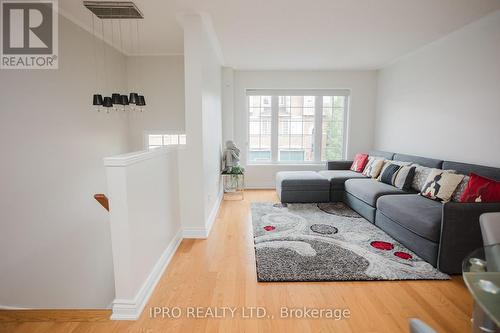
left=379, top=163, right=402, bottom=185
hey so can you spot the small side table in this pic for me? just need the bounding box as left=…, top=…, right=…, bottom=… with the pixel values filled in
left=463, top=244, right=500, bottom=333
left=222, top=173, right=244, bottom=200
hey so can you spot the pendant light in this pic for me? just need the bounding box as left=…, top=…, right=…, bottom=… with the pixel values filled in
left=120, top=94, right=129, bottom=108
left=93, top=94, right=103, bottom=107
left=86, top=1, right=146, bottom=113
left=137, top=95, right=146, bottom=111
left=129, top=92, right=139, bottom=105
left=112, top=93, right=122, bottom=105
left=103, top=97, right=113, bottom=108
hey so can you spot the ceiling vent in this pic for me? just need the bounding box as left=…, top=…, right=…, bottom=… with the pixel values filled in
left=83, top=1, right=144, bottom=19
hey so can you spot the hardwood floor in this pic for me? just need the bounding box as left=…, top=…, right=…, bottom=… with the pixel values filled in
left=0, top=190, right=473, bottom=333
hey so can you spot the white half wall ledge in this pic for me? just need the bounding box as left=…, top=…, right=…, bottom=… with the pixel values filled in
left=106, top=146, right=183, bottom=320
left=104, top=146, right=180, bottom=167
left=182, top=187, right=223, bottom=239
left=111, top=229, right=183, bottom=320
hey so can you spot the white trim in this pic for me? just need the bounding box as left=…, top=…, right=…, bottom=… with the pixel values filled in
left=205, top=187, right=224, bottom=236
left=176, top=12, right=224, bottom=65
left=182, top=187, right=223, bottom=239
left=199, top=13, right=225, bottom=65
left=244, top=186, right=275, bottom=190
left=313, top=95, right=323, bottom=162
left=104, top=146, right=178, bottom=167
left=246, top=89, right=351, bottom=96
left=111, top=229, right=183, bottom=320
left=0, top=305, right=33, bottom=310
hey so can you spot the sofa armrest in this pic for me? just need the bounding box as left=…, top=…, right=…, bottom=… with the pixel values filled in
left=327, top=160, right=353, bottom=170
left=438, top=202, right=500, bottom=274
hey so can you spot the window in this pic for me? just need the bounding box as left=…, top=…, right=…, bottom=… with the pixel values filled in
left=248, top=96, right=272, bottom=162
left=247, top=90, right=348, bottom=164
left=147, top=133, right=186, bottom=149
left=278, top=96, right=315, bottom=162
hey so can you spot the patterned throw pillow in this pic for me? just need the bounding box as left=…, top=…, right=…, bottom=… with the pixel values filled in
left=460, top=173, right=500, bottom=203
left=411, top=165, right=433, bottom=192
left=379, top=163, right=402, bottom=185
left=394, top=166, right=416, bottom=190
left=362, top=157, right=375, bottom=176
left=420, top=170, right=465, bottom=203
left=350, top=153, right=369, bottom=173
left=451, top=175, right=470, bottom=202
left=363, top=158, right=385, bottom=178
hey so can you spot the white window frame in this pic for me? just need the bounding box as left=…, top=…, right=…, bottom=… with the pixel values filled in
left=246, top=89, right=349, bottom=165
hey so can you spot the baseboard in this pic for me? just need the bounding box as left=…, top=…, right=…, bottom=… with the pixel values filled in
left=205, top=187, right=223, bottom=237
left=111, top=229, right=183, bottom=320
left=182, top=227, right=209, bottom=238
left=245, top=186, right=275, bottom=190
left=0, top=305, right=31, bottom=310
left=182, top=188, right=223, bottom=239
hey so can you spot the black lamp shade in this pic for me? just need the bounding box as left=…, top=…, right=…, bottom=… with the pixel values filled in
left=93, top=94, right=103, bottom=106
left=120, top=95, right=129, bottom=105
left=137, top=95, right=146, bottom=106
left=112, top=93, right=122, bottom=105
left=102, top=97, right=113, bottom=108
left=129, top=92, right=139, bottom=104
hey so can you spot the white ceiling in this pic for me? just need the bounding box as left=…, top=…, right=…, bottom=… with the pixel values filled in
left=60, top=0, right=500, bottom=70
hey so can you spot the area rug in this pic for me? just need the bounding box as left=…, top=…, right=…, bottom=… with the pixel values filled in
left=251, top=202, right=449, bottom=281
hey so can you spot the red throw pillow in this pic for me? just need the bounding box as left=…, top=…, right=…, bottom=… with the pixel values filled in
left=350, top=153, right=369, bottom=173
left=460, top=173, right=500, bottom=203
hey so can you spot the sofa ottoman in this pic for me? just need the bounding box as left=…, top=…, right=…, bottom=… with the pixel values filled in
left=276, top=171, right=330, bottom=203
left=318, top=170, right=368, bottom=201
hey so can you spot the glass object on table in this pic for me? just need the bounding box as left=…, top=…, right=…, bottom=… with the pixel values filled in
left=222, top=174, right=244, bottom=200
left=463, top=244, right=500, bottom=332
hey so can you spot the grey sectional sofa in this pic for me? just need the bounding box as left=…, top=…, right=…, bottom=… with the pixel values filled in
left=275, top=150, right=500, bottom=274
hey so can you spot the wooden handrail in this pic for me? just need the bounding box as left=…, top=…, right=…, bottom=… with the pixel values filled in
left=94, top=194, right=109, bottom=211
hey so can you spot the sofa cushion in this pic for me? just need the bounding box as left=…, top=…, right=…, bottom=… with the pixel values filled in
left=318, top=170, right=368, bottom=190
left=393, top=153, right=443, bottom=169
left=369, top=150, right=395, bottom=160
left=443, top=161, right=500, bottom=181
left=276, top=171, right=330, bottom=190
left=377, top=194, right=443, bottom=242
left=344, top=179, right=408, bottom=206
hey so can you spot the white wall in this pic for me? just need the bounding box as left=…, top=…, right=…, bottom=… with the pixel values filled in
left=375, top=10, right=500, bottom=167
left=127, top=56, right=185, bottom=151
left=178, top=14, right=223, bottom=237
left=0, top=15, right=129, bottom=308
left=104, top=148, right=182, bottom=319
left=226, top=70, right=378, bottom=188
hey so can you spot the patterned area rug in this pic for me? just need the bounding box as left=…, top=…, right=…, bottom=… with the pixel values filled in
left=251, top=203, right=449, bottom=281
